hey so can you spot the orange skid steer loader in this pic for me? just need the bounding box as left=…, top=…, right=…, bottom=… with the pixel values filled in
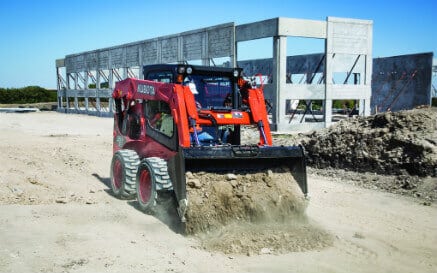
left=110, top=64, right=307, bottom=222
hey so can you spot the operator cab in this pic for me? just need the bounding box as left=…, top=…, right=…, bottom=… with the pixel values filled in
left=143, top=64, right=245, bottom=146
left=143, top=64, right=243, bottom=110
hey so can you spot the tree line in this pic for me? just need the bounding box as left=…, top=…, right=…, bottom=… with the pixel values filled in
left=0, top=86, right=57, bottom=104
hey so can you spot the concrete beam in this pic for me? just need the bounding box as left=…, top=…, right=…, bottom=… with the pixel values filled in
left=278, top=17, right=326, bottom=38
left=235, top=18, right=278, bottom=42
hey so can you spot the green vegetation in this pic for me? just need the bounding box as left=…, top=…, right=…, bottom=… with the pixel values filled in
left=296, top=100, right=322, bottom=110
left=88, top=82, right=109, bottom=89
left=333, top=100, right=356, bottom=109
left=0, top=86, right=57, bottom=104
left=292, top=100, right=356, bottom=112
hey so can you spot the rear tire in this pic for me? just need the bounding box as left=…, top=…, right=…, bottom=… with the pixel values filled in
left=136, top=157, right=173, bottom=213
left=110, top=149, right=140, bottom=199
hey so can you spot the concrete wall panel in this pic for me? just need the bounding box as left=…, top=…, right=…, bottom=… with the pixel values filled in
left=327, top=17, right=372, bottom=55
left=235, top=18, right=277, bottom=42
left=207, top=26, right=234, bottom=58
left=141, top=40, right=158, bottom=65
left=126, top=45, right=139, bottom=67
left=97, top=50, right=109, bottom=70
left=372, top=52, right=433, bottom=112
left=160, top=37, right=178, bottom=63
left=183, top=33, right=203, bottom=60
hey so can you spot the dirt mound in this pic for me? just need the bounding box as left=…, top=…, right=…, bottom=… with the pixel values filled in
left=184, top=169, right=332, bottom=254
left=272, top=107, right=437, bottom=201
left=298, top=108, right=437, bottom=177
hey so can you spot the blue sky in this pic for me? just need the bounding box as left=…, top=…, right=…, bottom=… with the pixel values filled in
left=0, top=0, right=435, bottom=89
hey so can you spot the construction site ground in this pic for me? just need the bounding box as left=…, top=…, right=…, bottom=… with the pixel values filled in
left=0, top=111, right=436, bottom=273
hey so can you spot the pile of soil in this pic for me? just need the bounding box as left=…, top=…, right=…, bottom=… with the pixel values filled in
left=274, top=107, right=437, bottom=201
left=184, top=169, right=332, bottom=254
left=299, top=108, right=437, bottom=177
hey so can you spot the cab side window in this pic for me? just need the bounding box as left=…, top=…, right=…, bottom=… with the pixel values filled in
left=114, top=98, right=126, bottom=133
left=122, top=101, right=143, bottom=139
left=144, top=100, right=174, bottom=138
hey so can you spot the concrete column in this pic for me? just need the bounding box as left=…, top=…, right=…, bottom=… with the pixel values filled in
left=272, top=36, right=287, bottom=131
left=73, top=73, right=79, bottom=111
left=325, top=50, right=333, bottom=127
left=234, top=40, right=238, bottom=68
left=56, top=67, right=63, bottom=110
left=96, top=96, right=101, bottom=113
left=138, top=46, right=143, bottom=75
left=96, top=71, right=101, bottom=113
left=177, top=36, right=183, bottom=63
left=84, top=97, right=89, bottom=112
left=363, top=54, right=372, bottom=116
left=66, top=74, right=71, bottom=110
left=84, top=71, right=89, bottom=89
left=84, top=71, right=89, bottom=113
left=109, top=69, right=113, bottom=89
left=74, top=96, right=79, bottom=111
left=231, top=28, right=236, bottom=68
left=202, top=59, right=210, bottom=66
left=109, top=98, right=114, bottom=114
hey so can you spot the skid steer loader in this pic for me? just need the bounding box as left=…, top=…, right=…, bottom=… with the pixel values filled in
left=110, top=64, right=307, bottom=224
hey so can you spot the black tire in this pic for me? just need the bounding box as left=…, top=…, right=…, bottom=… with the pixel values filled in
left=136, top=157, right=173, bottom=213
left=110, top=149, right=140, bottom=199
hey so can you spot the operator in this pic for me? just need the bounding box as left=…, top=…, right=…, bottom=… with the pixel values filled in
left=183, top=76, right=201, bottom=109
left=184, top=77, right=199, bottom=95
left=150, top=103, right=174, bottom=137
left=223, top=93, right=232, bottom=107
left=157, top=112, right=173, bottom=136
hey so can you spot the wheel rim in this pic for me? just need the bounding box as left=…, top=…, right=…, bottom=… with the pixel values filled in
left=139, top=168, right=152, bottom=204
left=113, top=159, right=123, bottom=190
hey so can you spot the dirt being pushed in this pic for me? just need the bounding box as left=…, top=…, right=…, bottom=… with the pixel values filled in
left=185, top=169, right=332, bottom=255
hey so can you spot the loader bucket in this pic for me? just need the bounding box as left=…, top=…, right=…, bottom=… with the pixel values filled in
left=167, top=145, right=308, bottom=219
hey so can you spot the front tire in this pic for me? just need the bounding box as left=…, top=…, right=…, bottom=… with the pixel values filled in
left=110, top=149, right=140, bottom=199
left=136, top=157, right=173, bottom=213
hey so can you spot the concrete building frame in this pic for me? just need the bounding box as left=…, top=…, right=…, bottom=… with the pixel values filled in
left=56, top=17, right=373, bottom=131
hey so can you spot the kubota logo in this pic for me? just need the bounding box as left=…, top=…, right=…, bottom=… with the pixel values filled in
left=137, top=84, right=155, bottom=95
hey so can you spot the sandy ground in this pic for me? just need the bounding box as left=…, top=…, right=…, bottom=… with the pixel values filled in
left=0, top=111, right=436, bottom=273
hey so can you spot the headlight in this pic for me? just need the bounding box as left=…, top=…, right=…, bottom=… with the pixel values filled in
left=177, top=66, right=186, bottom=74
left=233, top=69, right=240, bottom=77
left=186, top=66, right=193, bottom=74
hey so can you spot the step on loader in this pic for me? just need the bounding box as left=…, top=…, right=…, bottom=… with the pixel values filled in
left=110, top=64, right=307, bottom=230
